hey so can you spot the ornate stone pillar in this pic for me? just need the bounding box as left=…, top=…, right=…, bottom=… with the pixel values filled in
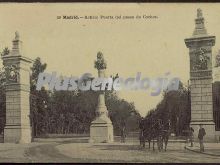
left=89, top=52, right=114, bottom=143
left=185, top=9, right=216, bottom=142
left=1, top=32, right=33, bottom=143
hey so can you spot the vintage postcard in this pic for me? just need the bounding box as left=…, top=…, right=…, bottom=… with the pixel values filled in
left=0, top=3, right=220, bottom=163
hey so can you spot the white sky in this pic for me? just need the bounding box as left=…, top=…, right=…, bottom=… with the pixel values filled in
left=0, top=3, right=220, bottom=116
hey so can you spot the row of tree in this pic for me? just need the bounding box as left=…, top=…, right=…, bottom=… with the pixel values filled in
left=0, top=57, right=141, bottom=136
left=0, top=51, right=192, bottom=137
left=145, top=82, right=191, bottom=136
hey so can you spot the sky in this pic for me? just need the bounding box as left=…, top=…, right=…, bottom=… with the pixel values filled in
left=0, top=3, right=220, bottom=116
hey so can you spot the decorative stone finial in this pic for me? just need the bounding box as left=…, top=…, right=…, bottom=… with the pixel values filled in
left=11, top=31, right=22, bottom=56
left=193, top=8, right=207, bottom=36
left=94, top=51, right=107, bottom=70
left=15, top=31, right=19, bottom=40
left=197, top=8, right=203, bottom=18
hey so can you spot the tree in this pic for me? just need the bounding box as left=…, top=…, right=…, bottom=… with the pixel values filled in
left=0, top=48, right=9, bottom=134
left=1, top=54, right=142, bottom=137
left=0, top=68, right=6, bottom=134
left=30, top=57, right=48, bottom=137
left=48, top=90, right=98, bottom=134
left=105, top=90, right=141, bottom=135
left=145, top=81, right=191, bottom=136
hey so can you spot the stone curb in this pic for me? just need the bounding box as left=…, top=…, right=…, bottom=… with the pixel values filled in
left=185, top=146, right=220, bottom=157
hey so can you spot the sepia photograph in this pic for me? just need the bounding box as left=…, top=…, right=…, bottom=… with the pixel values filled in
left=0, top=3, right=220, bottom=163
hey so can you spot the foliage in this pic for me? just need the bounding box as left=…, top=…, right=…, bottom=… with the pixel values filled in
left=0, top=71, right=5, bottom=134
left=0, top=47, right=141, bottom=136
left=30, top=57, right=140, bottom=136
left=30, top=57, right=48, bottom=136
left=0, top=47, right=10, bottom=56
left=0, top=48, right=8, bottom=134
left=106, top=90, right=141, bottom=135
left=145, top=82, right=191, bottom=136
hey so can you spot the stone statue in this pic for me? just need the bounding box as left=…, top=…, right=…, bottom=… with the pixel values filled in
left=94, top=52, right=107, bottom=70
left=15, top=31, right=19, bottom=40
left=197, top=8, right=203, bottom=18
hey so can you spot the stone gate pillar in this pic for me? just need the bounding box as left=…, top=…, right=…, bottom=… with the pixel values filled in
left=1, top=32, right=33, bottom=143
left=185, top=9, right=216, bottom=142
left=89, top=52, right=114, bottom=143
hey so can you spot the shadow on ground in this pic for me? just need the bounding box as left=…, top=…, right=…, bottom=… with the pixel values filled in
left=94, top=144, right=141, bottom=151
left=93, top=143, right=185, bottom=152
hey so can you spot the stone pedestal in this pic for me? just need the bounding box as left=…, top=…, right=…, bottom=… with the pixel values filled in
left=90, top=114, right=114, bottom=143
left=89, top=90, right=114, bottom=143
left=90, top=53, right=114, bottom=143
left=185, top=9, right=216, bottom=142
left=2, top=32, right=32, bottom=143
left=190, top=79, right=216, bottom=141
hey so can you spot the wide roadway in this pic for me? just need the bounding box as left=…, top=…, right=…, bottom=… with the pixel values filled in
left=0, top=138, right=219, bottom=163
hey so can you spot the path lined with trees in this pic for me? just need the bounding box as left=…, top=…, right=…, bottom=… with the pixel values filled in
left=0, top=57, right=141, bottom=137
left=0, top=55, right=191, bottom=138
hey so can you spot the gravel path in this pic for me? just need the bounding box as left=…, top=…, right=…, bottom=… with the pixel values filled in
left=0, top=138, right=219, bottom=163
